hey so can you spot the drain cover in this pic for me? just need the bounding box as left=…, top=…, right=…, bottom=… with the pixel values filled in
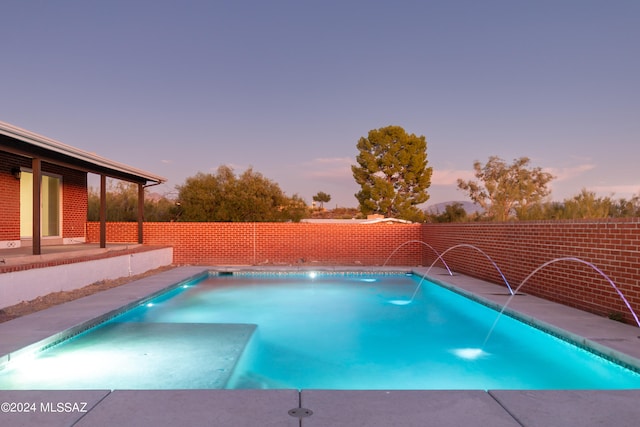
left=288, top=407, right=313, bottom=418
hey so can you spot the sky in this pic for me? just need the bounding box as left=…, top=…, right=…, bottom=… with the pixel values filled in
left=2, top=0, right=639, bottom=209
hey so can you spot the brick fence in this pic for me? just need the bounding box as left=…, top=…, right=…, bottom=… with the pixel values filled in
left=422, top=219, right=640, bottom=324
left=86, top=222, right=425, bottom=266
left=87, top=219, right=640, bottom=324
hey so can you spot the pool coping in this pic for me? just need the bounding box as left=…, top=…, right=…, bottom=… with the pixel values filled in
left=1, top=265, right=640, bottom=426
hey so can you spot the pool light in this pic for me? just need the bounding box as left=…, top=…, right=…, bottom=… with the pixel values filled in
left=451, top=348, right=488, bottom=360
left=308, top=272, right=317, bottom=279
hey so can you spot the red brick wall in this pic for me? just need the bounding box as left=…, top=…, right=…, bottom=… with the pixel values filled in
left=86, top=222, right=424, bottom=266
left=0, top=153, right=22, bottom=241
left=87, top=219, right=640, bottom=324
left=422, top=219, right=640, bottom=324
left=46, top=164, right=87, bottom=239
left=0, top=152, right=87, bottom=242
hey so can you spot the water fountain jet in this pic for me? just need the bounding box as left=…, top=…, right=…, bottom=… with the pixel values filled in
left=382, top=240, right=453, bottom=276
left=483, top=256, right=640, bottom=348
left=389, top=243, right=514, bottom=305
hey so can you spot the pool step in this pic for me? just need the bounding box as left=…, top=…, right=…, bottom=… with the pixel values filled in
left=0, top=323, right=257, bottom=390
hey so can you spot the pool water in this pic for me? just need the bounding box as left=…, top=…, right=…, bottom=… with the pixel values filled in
left=1, top=272, right=640, bottom=390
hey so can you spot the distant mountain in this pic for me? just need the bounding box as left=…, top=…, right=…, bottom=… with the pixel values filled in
left=425, top=201, right=484, bottom=215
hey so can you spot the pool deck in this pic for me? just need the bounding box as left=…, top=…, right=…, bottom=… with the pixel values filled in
left=1, top=265, right=640, bottom=426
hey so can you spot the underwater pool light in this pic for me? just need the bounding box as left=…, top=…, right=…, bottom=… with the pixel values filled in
left=389, top=299, right=412, bottom=306
left=308, top=272, right=317, bottom=279
left=451, top=348, right=488, bottom=360
left=146, top=303, right=154, bottom=308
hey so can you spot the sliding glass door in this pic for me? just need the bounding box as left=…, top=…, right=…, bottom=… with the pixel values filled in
left=20, top=171, right=61, bottom=238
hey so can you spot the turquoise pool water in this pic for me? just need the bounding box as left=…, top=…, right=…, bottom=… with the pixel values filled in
left=1, top=272, right=640, bottom=390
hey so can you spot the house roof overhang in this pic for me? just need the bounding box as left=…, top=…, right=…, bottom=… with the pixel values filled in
left=0, top=121, right=166, bottom=185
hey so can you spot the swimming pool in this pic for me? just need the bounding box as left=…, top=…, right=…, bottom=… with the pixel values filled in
left=1, top=271, right=640, bottom=390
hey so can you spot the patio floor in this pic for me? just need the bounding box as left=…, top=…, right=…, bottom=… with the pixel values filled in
left=0, top=243, right=156, bottom=271
left=1, top=266, right=640, bottom=426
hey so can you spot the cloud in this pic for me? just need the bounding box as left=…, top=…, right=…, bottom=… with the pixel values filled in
left=303, top=157, right=354, bottom=180
left=431, top=169, right=475, bottom=186
left=429, top=160, right=598, bottom=187
left=303, top=160, right=478, bottom=187
left=545, top=163, right=596, bottom=181
left=161, top=159, right=172, bottom=164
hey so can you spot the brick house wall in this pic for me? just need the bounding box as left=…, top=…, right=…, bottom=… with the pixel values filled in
left=0, top=153, right=21, bottom=242
left=87, top=219, right=640, bottom=324
left=0, top=151, right=87, bottom=245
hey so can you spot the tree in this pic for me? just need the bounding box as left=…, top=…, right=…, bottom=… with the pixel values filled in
left=88, top=180, right=176, bottom=222
left=312, top=191, right=331, bottom=209
left=352, top=125, right=432, bottom=221
left=457, top=156, right=554, bottom=221
left=176, top=165, right=308, bottom=222
left=430, top=202, right=469, bottom=223
left=609, top=193, right=640, bottom=217
left=561, top=189, right=612, bottom=219
left=517, top=200, right=565, bottom=221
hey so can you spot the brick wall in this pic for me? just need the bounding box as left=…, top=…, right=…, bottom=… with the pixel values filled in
left=86, top=222, right=424, bottom=266
left=86, top=219, right=640, bottom=324
left=422, top=219, right=640, bottom=324
left=0, top=153, right=22, bottom=241
left=44, top=163, right=87, bottom=240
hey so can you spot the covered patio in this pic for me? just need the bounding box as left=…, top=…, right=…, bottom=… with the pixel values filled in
left=0, top=121, right=166, bottom=255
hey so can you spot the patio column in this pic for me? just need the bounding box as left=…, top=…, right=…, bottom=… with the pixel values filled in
left=137, top=182, right=144, bottom=244
left=31, top=158, right=42, bottom=255
left=100, top=174, right=106, bottom=248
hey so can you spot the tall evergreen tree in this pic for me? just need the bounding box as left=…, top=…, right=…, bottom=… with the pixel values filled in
left=352, top=125, right=432, bottom=221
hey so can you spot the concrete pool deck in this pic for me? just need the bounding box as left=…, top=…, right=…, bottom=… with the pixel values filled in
left=1, top=266, right=640, bottom=426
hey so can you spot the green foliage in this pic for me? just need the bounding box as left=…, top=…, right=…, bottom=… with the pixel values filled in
left=310, top=207, right=362, bottom=220
left=457, top=156, right=554, bottom=221
left=561, top=189, right=612, bottom=219
left=609, top=195, right=640, bottom=217
left=88, top=180, right=177, bottom=222
left=429, top=202, right=469, bottom=223
left=176, top=166, right=308, bottom=222
left=145, top=197, right=179, bottom=222
left=547, top=190, right=640, bottom=219
left=352, top=125, right=432, bottom=221
left=516, top=201, right=565, bottom=221
left=465, top=190, right=640, bottom=221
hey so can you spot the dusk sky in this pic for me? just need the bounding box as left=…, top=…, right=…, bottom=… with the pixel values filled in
left=2, top=1, right=638, bottom=208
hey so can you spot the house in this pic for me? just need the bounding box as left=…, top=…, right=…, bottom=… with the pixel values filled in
left=0, top=121, right=166, bottom=255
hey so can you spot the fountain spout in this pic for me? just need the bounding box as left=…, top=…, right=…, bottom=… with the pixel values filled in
left=427, top=244, right=515, bottom=296
left=483, top=256, right=640, bottom=348
left=383, top=240, right=453, bottom=276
